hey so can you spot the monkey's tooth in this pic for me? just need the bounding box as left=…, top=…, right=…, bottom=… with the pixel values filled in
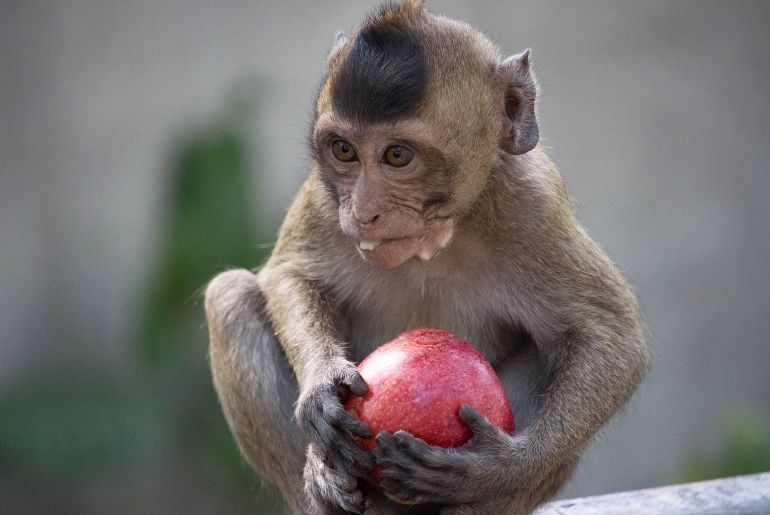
left=359, top=240, right=381, bottom=251
left=417, top=247, right=435, bottom=261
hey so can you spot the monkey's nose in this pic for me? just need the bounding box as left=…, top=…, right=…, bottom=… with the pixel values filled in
left=353, top=207, right=380, bottom=225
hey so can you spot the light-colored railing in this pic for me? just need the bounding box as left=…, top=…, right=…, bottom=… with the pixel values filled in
left=537, top=472, right=770, bottom=514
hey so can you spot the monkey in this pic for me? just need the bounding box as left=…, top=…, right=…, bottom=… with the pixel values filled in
left=204, top=1, right=649, bottom=514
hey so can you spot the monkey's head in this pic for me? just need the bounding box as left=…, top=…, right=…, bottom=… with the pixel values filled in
left=312, top=0, right=538, bottom=269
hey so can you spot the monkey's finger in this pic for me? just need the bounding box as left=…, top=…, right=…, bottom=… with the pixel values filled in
left=373, top=436, right=421, bottom=473
left=306, top=458, right=366, bottom=513
left=346, top=447, right=375, bottom=475
left=394, top=430, right=431, bottom=454
left=348, top=462, right=374, bottom=480
left=344, top=370, right=369, bottom=397
left=374, top=431, right=397, bottom=455
left=340, top=417, right=372, bottom=439
left=379, top=462, right=456, bottom=494
left=334, top=484, right=367, bottom=513
left=373, top=433, right=405, bottom=469
left=377, top=447, right=423, bottom=475
left=315, top=460, right=358, bottom=492
left=336, top=472, right=358, bottom=493
left=316, top=395, right=371, bottom=443
left=307, top=393, right=365, bottom=446
left=393, top=430, right=455, bottom=469
left=328, top=438, right=375, bottom=476
left=337, top=412, right=372, bottom=439
left=378, top=477, right=434, bottom=505
left=380, top=459, right=469, bottom=505
left=307, top=420, right=371, bottom=474
left=458, top=404, right=499, bottom=438
left=324, top=441, right=371, bottom=478
left=305, top=412, right=338, bottom=450
left=349, top=489, right=364, bottom=505
left=297, top=393, right=339, bottom=447
left=313, top=483, right=365, bottom=515
left=372, top=444, right=403, bottom=469
left=375, top=430, right=395, bottom=445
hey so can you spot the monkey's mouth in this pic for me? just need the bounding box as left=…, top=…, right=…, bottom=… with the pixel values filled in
left=355, top=220, right=454, bottom=269
left=358, top=239, right=383, bottom=251
left=357, top=237, right=432, bottom=259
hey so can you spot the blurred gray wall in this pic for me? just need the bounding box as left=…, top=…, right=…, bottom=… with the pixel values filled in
left=2, top=0, right=769, bottom=500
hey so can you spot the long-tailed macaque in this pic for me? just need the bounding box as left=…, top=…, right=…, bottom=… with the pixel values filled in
left=205, top=1, right=649, bottom=514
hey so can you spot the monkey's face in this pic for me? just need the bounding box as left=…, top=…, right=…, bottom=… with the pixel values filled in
left=310, top=1, right=539, bottom=269
left=314, top=114, right=456, bottom=270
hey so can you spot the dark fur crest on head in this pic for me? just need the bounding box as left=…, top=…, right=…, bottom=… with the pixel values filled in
left=331, top=1, right=428, bottom=123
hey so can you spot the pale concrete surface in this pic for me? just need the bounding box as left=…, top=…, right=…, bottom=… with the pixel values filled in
left=538, top=472, right=770, bottom=514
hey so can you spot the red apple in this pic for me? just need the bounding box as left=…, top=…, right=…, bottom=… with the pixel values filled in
left=344, top=326, right=514, bottom=452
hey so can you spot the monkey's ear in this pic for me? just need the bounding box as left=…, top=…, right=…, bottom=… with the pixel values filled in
left=327, top=32, right=349, bottom=64
left=498, top=49, right=539, bottom=155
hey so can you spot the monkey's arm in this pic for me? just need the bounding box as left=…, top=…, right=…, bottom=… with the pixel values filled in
left=257, top=262, right=374, bottom=511
left=257, top=261, right=352, bottom=389
left=257, top=180, right=366, bottom=400
left=373, top=227, right=650, bottom=509
left=251, top=181, right=374, bottom=512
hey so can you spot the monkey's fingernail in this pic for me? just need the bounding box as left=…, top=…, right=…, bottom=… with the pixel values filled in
left=358, top=240, right=382, bottom=251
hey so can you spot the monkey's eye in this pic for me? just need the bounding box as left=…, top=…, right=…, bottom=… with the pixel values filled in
left=331, top=140, right=357, bottom=162
left=383, top=145, right=413, bottom=167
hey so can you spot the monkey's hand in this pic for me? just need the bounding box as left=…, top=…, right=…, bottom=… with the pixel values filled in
left=296, top=360, right=374, bottom=513
left=304, top=443, right=372, bottom=514
left=373, top=405, right=531, bottom=507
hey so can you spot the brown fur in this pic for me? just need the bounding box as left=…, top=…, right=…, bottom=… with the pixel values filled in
left=206, top=2, right=648, bottom=514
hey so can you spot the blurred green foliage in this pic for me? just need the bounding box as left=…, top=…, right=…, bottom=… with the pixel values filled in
left=141, top=125, right=262, bottom=368
left=0, top=381, right=169, bottom=480
left=0, top=81, right=280, bottom=513
left=678, top=409, right=770, bottom=483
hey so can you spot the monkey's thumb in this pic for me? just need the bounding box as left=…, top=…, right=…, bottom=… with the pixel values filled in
left=346, top=371, right=369, bottom=397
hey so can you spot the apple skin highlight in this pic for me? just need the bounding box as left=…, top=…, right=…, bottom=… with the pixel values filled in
left=345, top=327, right=514, bottom=452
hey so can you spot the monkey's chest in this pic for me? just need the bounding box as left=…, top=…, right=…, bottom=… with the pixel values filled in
left=337, top=275, right=520, bottom=366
